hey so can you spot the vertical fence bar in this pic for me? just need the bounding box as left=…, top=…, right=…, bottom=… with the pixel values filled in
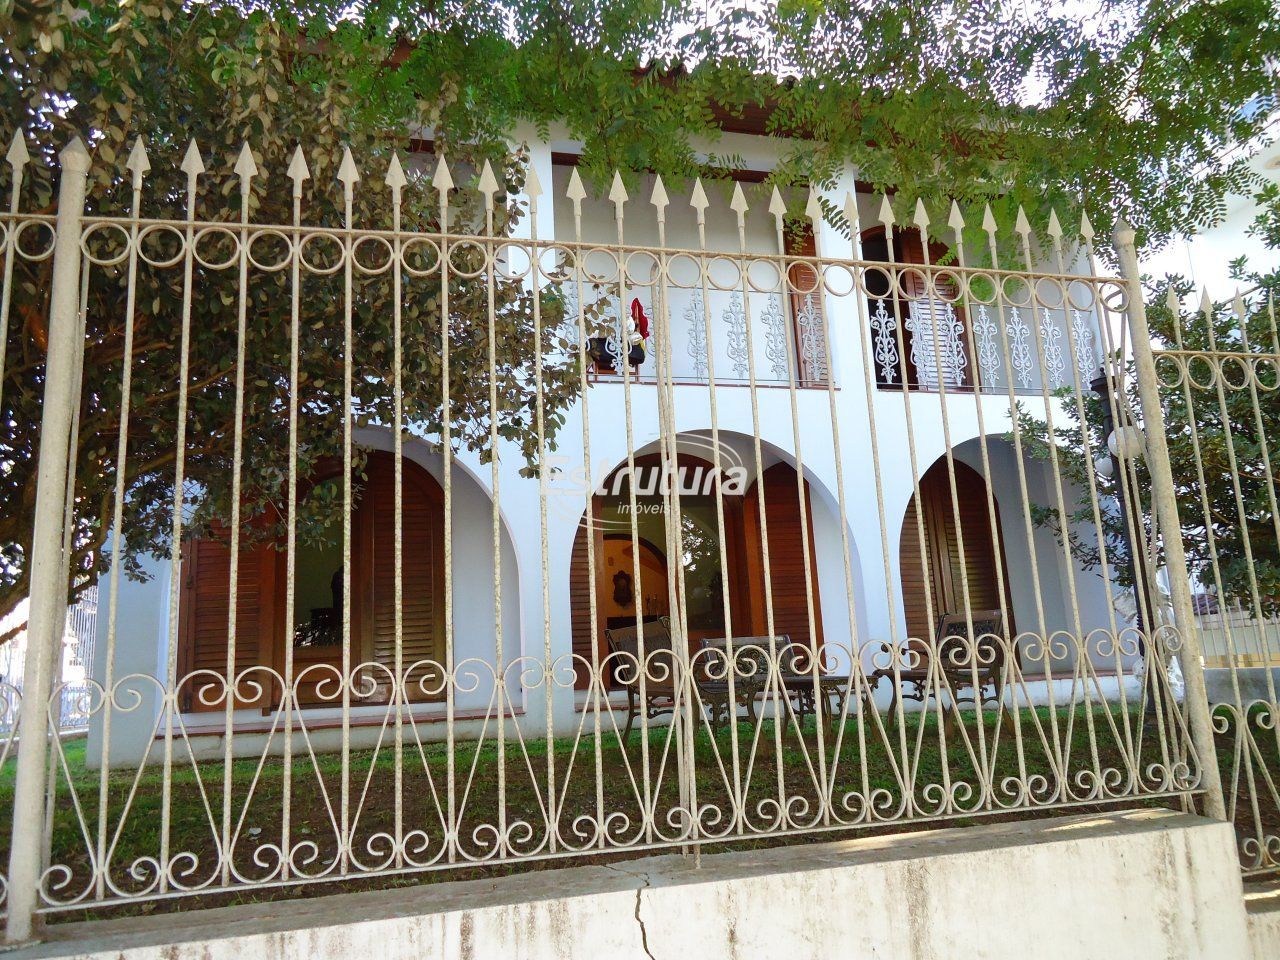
left=1112, top=221, right=1226, bottom=820
left=4, top=137, right=90, bottom=944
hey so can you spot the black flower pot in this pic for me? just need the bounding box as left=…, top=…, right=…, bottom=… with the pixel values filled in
left=588, top=336, right=645, bottom=371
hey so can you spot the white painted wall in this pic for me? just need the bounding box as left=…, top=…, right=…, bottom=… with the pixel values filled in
left=85, top=130, right=1125, bottom=760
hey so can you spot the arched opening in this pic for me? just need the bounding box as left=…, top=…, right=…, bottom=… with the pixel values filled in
left=899, top=457, right=1014, bottom=645
left=177, top=450, right=446, bottom=710
left=599, top=534, right=670, bottom=629
left=862, top=225, right=972, bottom=391
left=568, top=450, right=824, bottom=688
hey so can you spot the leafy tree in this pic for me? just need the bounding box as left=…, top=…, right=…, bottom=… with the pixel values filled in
left=1, top=0, right=1277, bottom=632
left=0, top=0, right=583, bottom=631
left=1016, top=187, right=1280, bottom=617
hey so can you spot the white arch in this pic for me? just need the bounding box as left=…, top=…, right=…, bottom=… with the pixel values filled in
left=564, top=428, right=870, bottom=669
left=354, top=427, right=524, bottom=710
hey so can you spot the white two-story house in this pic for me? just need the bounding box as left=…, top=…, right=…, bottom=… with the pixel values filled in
left=86, top=118, right=1138, bottom=766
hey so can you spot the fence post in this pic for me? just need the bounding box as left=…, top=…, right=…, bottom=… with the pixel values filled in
left=1112, top=221, right=1227, bottom=822
left=5, top=136, right=90, bottom=944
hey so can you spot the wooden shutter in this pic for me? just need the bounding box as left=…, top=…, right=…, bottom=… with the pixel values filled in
left=900, top=461, right=1013, bottom=643
left=899, top=491, right=937, bottom=643
left=864, top=227, right=972, bottom=390
left=569, top=520, right=604, bottom=690
left=785, top=224, right=827, bottom=385
left=177, top=532, right=274, bottom=711
left=361, top=455, right=445, bottom=701
left=744, top=464, right=824, bottom=649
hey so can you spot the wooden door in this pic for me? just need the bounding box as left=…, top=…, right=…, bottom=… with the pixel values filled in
left=358, top=454, right=446, bottom=701
left=176, top=530, right=276, bottom=711
left=569, top=510, right=605, bottom=690
left=899, top=460, right=1013, bottom=644
left=742, top=463, right=824, bottom=649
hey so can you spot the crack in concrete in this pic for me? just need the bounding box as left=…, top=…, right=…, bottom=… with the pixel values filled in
left=633, top=875, right=656, bottom=960
left=604, top=863, right=657, bottom=960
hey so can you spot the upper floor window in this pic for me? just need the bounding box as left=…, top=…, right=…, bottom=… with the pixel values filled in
left=784, top=223, right=830, bottom=387
left=863, top=226, right=973, bottom=392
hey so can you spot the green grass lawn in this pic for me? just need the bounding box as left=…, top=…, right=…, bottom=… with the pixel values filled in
left=0, top=703, right=1236, bottom=921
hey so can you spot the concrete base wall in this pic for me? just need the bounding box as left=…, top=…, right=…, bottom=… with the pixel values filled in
left=1206, top=666, right=1280, bottom=706
left=1247, top=886, right=1280, bottom=960
left=13, top=811, right=1250, bottom=960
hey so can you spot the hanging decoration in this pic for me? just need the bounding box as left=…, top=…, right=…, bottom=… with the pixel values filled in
left=590, top=295, right=649, bottom=372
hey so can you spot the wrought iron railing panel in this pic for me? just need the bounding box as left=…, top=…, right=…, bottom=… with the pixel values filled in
left=0, top=135, right=1242, bottom=935
left=1154, top=287, right=1280, bottom=879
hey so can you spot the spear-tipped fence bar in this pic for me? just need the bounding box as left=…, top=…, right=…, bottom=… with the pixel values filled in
left=0, top=136, right=1244, bottom=939
left=1153, top=282, right=1280, bottom=878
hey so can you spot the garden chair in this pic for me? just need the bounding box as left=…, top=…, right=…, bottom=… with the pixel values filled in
left=879, top=609, right=1009, bottom=731
left=699, top=635, right=854, bottom=734
left=605, top=617, right=686, bottom=741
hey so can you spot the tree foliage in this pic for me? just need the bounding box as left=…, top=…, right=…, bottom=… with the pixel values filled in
left=0, top=0, right=1277, bottom=629
left=1017, top=189, right=1280, bottom=616
left=1, top=0, right=587, bottom=629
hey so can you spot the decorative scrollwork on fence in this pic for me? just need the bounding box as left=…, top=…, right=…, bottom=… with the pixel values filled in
left=35, top=629, right=1199, bottom=913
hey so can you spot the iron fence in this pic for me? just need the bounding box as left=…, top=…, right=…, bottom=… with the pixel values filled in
left=0, top=133, right=1234, bottom=938
left=1152, top=286, right=1280, bottom=880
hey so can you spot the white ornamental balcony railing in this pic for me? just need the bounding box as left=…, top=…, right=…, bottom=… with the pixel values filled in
left=870, top=294, right=1103, bottom=395
left=559, top=282, right=830, bottom=387
left=556, top=263, right=1102, bottom=395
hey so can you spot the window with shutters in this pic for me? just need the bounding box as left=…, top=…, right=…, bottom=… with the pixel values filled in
left=741, top=462, right=825, bottom=650
left=898, top=458, right=1014, bottom=648
left=176, top=451, right=446, bottom=712
left=863, top=226, right=973, bottom=392
left=784, top=223, right=829, bottom=386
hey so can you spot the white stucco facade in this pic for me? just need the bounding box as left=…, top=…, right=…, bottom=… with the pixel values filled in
left=86, top=127, right=1137, bottom=764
